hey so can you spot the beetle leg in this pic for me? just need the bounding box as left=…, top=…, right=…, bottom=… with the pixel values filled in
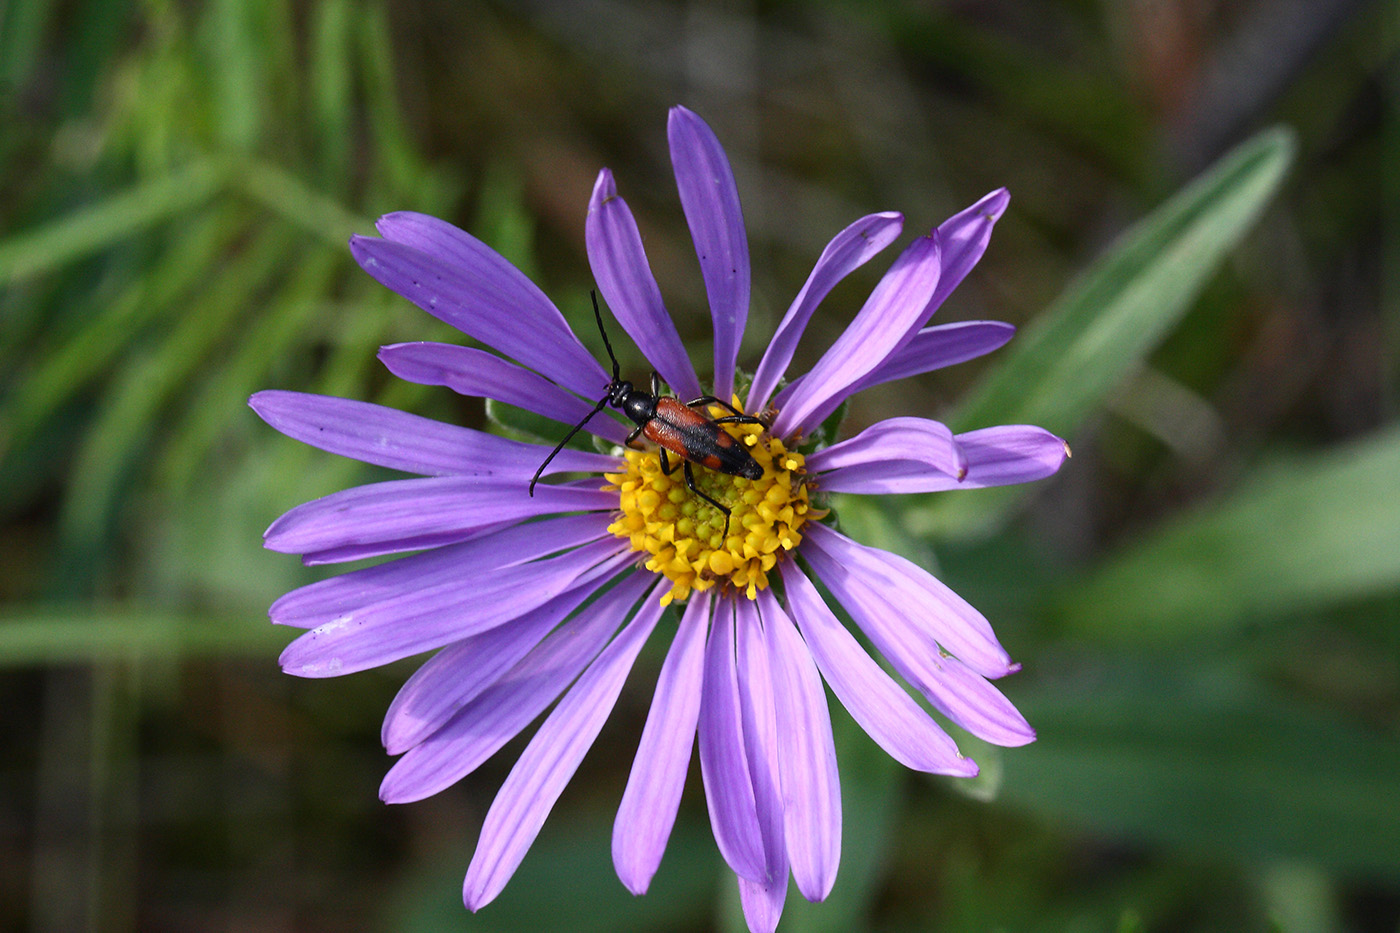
left=688, top=395, right=765, bottom=431
left=686, top=394, right=751, bottom=417
left=625, top=424, right=647, bottom=450
left=683, top=461, right=732, bottom=536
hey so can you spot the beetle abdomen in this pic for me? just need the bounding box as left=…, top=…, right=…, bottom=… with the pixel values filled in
left=646, top=399, right=763, bottom=480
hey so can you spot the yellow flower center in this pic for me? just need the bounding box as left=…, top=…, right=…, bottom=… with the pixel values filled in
left=602, top=406, right=819, bottom=606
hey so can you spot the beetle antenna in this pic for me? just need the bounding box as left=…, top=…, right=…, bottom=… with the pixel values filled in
left=529, top=394, right=609, bottom=497
left=591, top=290, right=621, bottom=382
left=530, top=291, right=619, bottom=498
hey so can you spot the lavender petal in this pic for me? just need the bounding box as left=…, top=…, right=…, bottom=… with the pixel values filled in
left=278, top=541, right=631, bottom=677
left=462, top=579, right=667, bottom=910
left=758, top=589, right=840, bottom=901
left=587, top=169, right=702, bottom=401
left=698, top=599, right=768, bottom=884
left=379, top=570, right=653, bottom=804
left=250, top=390, right=615, bottom=482
left=746, top=212, right=905, bottom=412
left=911, top=653, right=1035, bottom=747
left=738, top=871, right=789, bottom=933
left=922, top=188, right=1010, bottom=328
left=818, top=424, right=1068, bottom=495
left=668, top=106, right=750, bottom=400
left=380, top=583, right=602, bottom=755
left=802, top=538, right=1033, bottom=746
left=263, top=478, right=615, bottom=556
left=350, top=230, right=607, bottom=398
left=271, top=513, right=610, bottom=627
left=735, top=597, right=783, bottom=864
left=807, top=416, right=966, bottom=483
left=612, top=592, right=711, bottom=895
left=778, top=562, right=977, bottom=777
left=378, top=342, right=630, bottom=445
left=849, top=320, right=1016, bottom=394
left=772, top=232, right=941, bottom=437
left=735, top=596, right=791, bottom=931
left=299, top=523, right=508, bottom=567
left=804, top=522, right=1015, bottom=679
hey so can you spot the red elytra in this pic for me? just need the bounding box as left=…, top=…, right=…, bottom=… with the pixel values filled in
left=529, top=293, right=766, bottom=533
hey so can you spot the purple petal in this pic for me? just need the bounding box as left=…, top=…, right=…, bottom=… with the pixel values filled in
left=379, top=570, right=653, bottom=804
left=735, top=596, right=791, bottom=931
left=299, top=522, right=511, bottom=567
left=350, top=228, right=607, bottom=398
left=735, top=598, right=783, bottom=865
left=803, top=522, right=1014, bottom=679
left=778, top=562, right=976, bottom=777
left=378, top=342, right=630, bottom=445
left=911, top=653, right=1035, bottom=747
left=737, top=870, right=789, bottom=933
left=746, top=212, right=905, bottom=412
left=735, top=598, right=788, bottom=856
left=263, top=478, right=616, bottom=556
left=272, top=513, right=611, bottom=628
left=462, top=579, right=667, bottom=910
left=802, top=536, right=1033, bottom=746
left=698, top=599, right=767, bottom=883
left=381, top=582, right=603, bottom=755
left=818, top=424, right=1068, bottom=495
left=922, top=188, right=1010, bottom=326
left=848, top=320, right=1016, bottom=394
left=757, top=589, right=840, bottom=901
left=612, top=591, right=711, bottom=895
left=772, top=232, right=941, bottom=438
left=250, top=390, right=615, bottom=481
left=807, top=417, right=966, bottom=484
left=279, top=540, right=631, bottom=677
left=937, top=425, right=1069, bottom=489
left=587, top=169, right=702, bottom=402
left=668, top=106, right=750, bottom=400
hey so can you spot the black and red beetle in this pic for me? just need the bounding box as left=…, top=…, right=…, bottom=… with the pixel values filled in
left=529, top=293, right=765, bottom=533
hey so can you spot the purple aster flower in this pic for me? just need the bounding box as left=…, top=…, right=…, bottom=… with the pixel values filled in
left=252, top=106, right=1068, bottom=932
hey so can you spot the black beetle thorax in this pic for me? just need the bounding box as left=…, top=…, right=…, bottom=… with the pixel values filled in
left=619, top=391, right=656, bottom=426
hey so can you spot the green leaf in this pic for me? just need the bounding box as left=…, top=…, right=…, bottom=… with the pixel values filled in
left=59, top=224, right=298, bottom=552
left=0, top=159, right=229, bottom=283
left=0, top=605, right=288, bottom=665
left=1057, top=425, right=1400, bottom=641
left=158, top=244, right=345, bottom=492
left=1003, top=660, right=1400, bottom=881
left=231, top=158, right=371, bottom=244
left=913, top=127, right=1295, bottom=538
left=0, top=207, right=248, bottom=466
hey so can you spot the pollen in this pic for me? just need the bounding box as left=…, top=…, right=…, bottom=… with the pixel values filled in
left=602, top=405, right=821, bottom=606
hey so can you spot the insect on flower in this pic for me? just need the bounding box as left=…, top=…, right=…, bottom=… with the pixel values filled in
left=529, top=291, right=765, bottom=535
left=252, top=105, right=1073, bottom=933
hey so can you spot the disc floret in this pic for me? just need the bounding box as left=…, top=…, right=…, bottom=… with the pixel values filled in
left=604, top=408, right=819, bottom=606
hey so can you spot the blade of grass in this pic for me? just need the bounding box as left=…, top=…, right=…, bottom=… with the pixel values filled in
left=1056, top=425, right=1400, bottom=640
left=58, top=224, right=298, bottom=559
left=159, top=244, right=345, bottom=491
left=0, top=606, right=289, bottom=664
left=912, top=127, right=1295, bottom=539
left=0, top=159, right=229, bottom=283
left=1, top=207, right=250, bottom=463
left=1005, top=659, right=1400, bottom=881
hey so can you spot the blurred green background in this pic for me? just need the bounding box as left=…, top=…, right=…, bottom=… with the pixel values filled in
left=2, top=0, right=1397, bottom=930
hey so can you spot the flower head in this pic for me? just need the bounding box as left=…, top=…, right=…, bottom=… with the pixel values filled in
left=253, top=106, right=1068, bottom=932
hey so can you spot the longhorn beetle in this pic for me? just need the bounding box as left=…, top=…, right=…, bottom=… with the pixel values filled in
left=529, top=293, right=765, bottom=535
